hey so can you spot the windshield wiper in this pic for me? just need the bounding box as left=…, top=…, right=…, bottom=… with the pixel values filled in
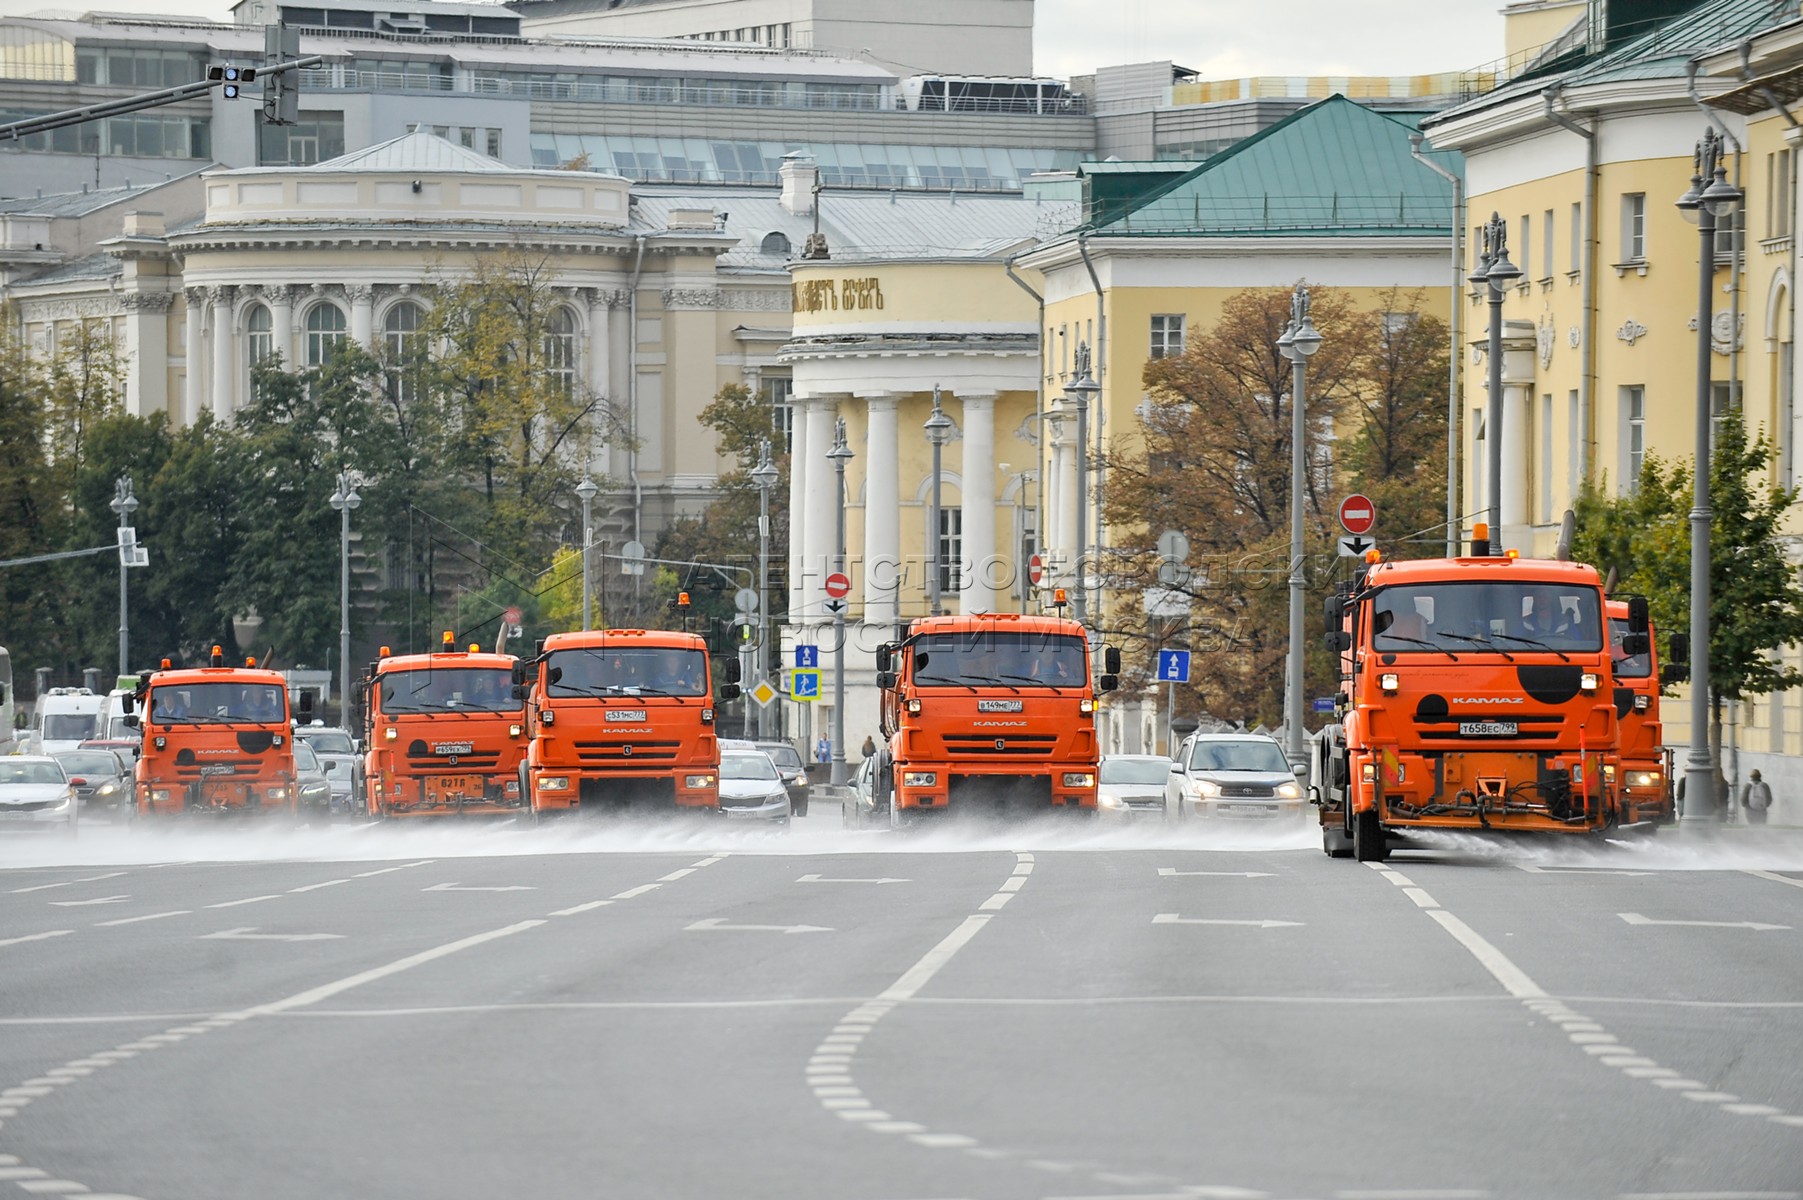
left=913, top=677, right=979, bottom=692
left=1439, top=632, right=1514, bottom=662
left=1491, top=632, right=1571, bottom=662
left=1377, top=636, right=1458, bottom=662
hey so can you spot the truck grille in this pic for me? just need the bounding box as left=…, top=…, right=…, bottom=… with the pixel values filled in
left=1415, top=714, right=1564, bottom=742
left=942, top=733, right=1059, bottom=757
left=405, top=743, right=503, bottom=770
left=573, top=739, right=682, bottom=763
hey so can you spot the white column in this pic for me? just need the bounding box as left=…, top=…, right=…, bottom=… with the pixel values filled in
left=801, top=395, right=838, bottom=624
left=960, top=393, right=998, bottom=613
left=269, top=285, right=295, bottom=369
left=182, top=288, right=204, bottom=426
left=1053, top=404, right=1078, bottom=590
left=1500, top=383, right=1531, bottom=534
left=787, top=394, right=811, bottom=619
left=862, top=393, right=901, bottom=629
left=120, top=293, right=170, bottom=418
left=348, top=284, right=375, bottom=349
left=587, top=289, right=612, bottom=400
left=210, top=286, right=236, bottom=420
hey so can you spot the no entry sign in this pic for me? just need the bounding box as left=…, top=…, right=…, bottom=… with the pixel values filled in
left=1338, top=495, right=1376, bottom=536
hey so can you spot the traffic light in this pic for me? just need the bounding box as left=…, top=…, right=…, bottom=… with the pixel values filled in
left=262, top=24, right=300, bottom=126
left=208, top=64, right=257, bottom=100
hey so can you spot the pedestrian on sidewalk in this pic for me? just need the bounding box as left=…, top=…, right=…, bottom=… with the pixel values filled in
left=815, top=734, right=830, bottom=765
left=1743, top=770, right=1773, bottom=826
left=860, top=734, right=877, bottom=761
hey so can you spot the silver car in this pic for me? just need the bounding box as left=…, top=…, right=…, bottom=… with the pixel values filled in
left=295, top=724, right=361, bottom=814
left=0, top=756, right=77, bottom=833
left=1098, top=754, right=1173, bottom=817
left=718, top=750, right=791, bottom=827
left=1165, top=734, right=1305, bottom=821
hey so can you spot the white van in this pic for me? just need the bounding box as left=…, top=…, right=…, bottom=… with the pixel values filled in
left=94, top=687, right=139, bottom=744
left=26, top=688, right=103, bottom=755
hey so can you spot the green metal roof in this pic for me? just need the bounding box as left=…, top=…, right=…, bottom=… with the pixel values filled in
left=1092, top=96, right=1459, bottom=239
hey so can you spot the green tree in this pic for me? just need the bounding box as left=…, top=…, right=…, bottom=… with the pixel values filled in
left=42, top=318, right=125, bottom=497
left=0, top=315, right=66, bottom=666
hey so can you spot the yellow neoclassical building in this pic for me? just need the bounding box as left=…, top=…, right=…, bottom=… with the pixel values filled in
left=1422, top=0, right=1803, bottom=803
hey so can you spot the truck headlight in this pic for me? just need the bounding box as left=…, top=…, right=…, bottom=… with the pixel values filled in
left=268, top=787, right=288, bottom=800
left=1580, top=672, right=1599, bottom=692
left=509, top=724, right=523, bottom=738
left=700, top=708, right=714, bottom=725
left=1633, top=694, right=1650, bottom=711
left=538, top=776, right=570, bottom=791
left=1380, top=673, right=1399, bottom=692
left=1079, top=698, right=1095, bottom=714
left=384, top=727, right=398, bottom=742
left=684, top=774, right=716, bottom=789
left=903, top=771, right=936, bottom=787
left=1277, top=782, right=1302, bottom=799
left=906, top=699, right=921, bottom=716
left=1062, top=772, right=1095, bottom=788
left=1628, top=770, right=1660, bottom=788
left=1360, top=763, right=1376, bottom=783
left=151, top=789, right=171, bottom=803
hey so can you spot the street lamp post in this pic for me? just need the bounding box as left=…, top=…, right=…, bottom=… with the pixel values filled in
left=109, top=476, right=138, bottom=679
left=750, top=440, right=780, bottom=739
left=1063, top=348, right=1100, bottom=627
left=1676, top=127, right=1741, bottom=824
left=1276, top=287, right=1322, bottom=770
left=1467, top=212, right=1521, bottom=540
left=575, top=475, right=598, bottom=631
left=924, top=387, right=954, bottom=618
left=328, top=471, right=361, bottom=724
left=826, top=418, right=854, bottom=786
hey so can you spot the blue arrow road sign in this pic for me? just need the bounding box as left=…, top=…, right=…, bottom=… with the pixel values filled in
left=791, top=669, right=821, bottom=701
left=1312, top=697, right=1336, bottom=713
left=1156, top=649, right=1191, bottom=684
left=794, top=645, right=819, bottom=669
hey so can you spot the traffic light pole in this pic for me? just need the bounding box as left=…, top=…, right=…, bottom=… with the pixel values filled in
left=0, top=54, right=322, bottom=143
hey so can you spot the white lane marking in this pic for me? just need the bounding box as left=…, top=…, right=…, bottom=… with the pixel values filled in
left=286, top=879, right=351, bottom=893
left=1518, top=865, right=1653, bottom=876
left=978, top=893, right=1013, bottom=911
left=0, top=1169, right=49, bottom=1180
left=1620, top=1193, right=1802, bottom=1199
left=95, top=911, right=189, bottom=927
left=1618, top=913, right=1791, bottom=931
left=908, top=1133, right=976, bottom=1148
left=796, top=874, right=910, bottom=884
left=351, top=861, right=434, bottom=878
left=0, top=931, right=73, bottom=949
left=422, top=883, right=535, bottom=892
left=47, top=896, right=129, bottom=907
left=610, top=884, right=659, bottom=900
left=658, top=868, right=696, bottom=882
left=9, top=873, right=127, bottom=894
left=1338, top=1192, right=1493, bottom=1199
left=205, top=895, right=281, bottom=909
left=998, top=876, right=1027, bottom=893
left=880, top=915, right=993, bottom=1002
left=1014, top=853, right=1034, bottom=863
left=1401, top=888, right=1439, bottom=909
left=1152, top=914, right=1303, bottom=929
left=1422, top=910, right=1546, bottom=999
left=1156, top=869, right=1274, bottom=878
left=549, top=900, right=613, bottom=916
left=864, top=1121, right=926, bottom=1133
left=17, top=1181, right=89, bottom=1194
left=1722, top=1104, right=1786, bottom=1116
left=199, top=927, right=345, bottom=943
left=1365, top=862, right=1393, bottom=872
left=1012, top=862, right=1034, bottom=876
left=685, top=918, right=831, bottom=934
left=1744, top=869, right=1803, bottom=890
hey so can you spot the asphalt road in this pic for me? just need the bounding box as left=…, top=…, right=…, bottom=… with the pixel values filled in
left=1, top=811, right=1800, bottom=1200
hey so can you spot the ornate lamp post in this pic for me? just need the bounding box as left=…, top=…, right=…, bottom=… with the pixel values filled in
left=750, top=440, right=780, bottom=739
left=328, top=471, right=362, bottom=723
left=109, top=476, right=138, bottom=679
left=1062, top=349, right=1100, bottom=626
left=1467, top=212, right=1521, bottom=541
left=575, top=475, right=598, bottom=631
left=1276, top=286, right=1322, bottom=769
left=924, top=388, right=954, bottom=618
left=826, top=418, right=854, bottom=785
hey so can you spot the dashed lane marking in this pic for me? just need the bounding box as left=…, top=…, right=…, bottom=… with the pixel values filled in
left=610, top=884, right=660, bottom=901
left=0, top=932, right=72, bottom=949
left=46, top=896, right=129, bottom=907
left=548, top=900, right=614, bottom=916
left=94, top=910, right=189, bottom=927
left=1743, top=869, right=1803, bottom=890
left=658, top=868, right=696, bottom=882
left=205, top=895, right=282, bottom=909
left=286, top=879, right=351, bottom=893
left=8, top=873, right=127, bottom=894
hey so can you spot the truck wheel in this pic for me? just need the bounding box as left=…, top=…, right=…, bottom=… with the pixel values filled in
left=1322, top=825, right=1352, bottom=858
left=1352, top=809, right=1388, bottom=862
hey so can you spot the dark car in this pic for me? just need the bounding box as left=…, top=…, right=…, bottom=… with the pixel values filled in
left=51, top=748, right=133, bottom=821
left=293, top=741, right=334, bottom=820
left=755, top=740, right=811, bottom=816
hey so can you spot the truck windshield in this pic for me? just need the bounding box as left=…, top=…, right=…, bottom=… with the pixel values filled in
left=40, top=714, right=97, bottom=740
left=1608, top=618, right=1651, bottom=680
left=150, top=683, right=286, bottom=724
left=545, top=648, right=708, bottom=698
left=911, top=631, right=1087, bottom=688
left=379, top=669, right=516, bottom=714
left=1371, top=581, right=1602, bottom=653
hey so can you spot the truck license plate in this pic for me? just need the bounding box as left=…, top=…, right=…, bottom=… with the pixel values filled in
left=432, top=742, right=474, bottom=755
left=1459, top=721, right=1519, bottom=736
left=606, top=710, right=647, bottom=722
left=199, top=764, right=234, bottom=776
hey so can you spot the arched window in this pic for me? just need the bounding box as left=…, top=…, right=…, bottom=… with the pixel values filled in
left=544, top=306, right=578, bottom=395
left=244, top=303, right=272, bottom=393
left=305, top=302, right=346, bottom=367
left=382, top=301, right=425, bottom=403
left=761, top=231, right=791, bottom=257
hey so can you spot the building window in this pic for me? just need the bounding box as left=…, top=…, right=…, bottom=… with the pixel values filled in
left=1714, top=208, right=1741, bottom=265
left=763, top=375, right=795, bottom=451
left=486, top=128, right=502, bottom=159
left=938, top=507, right=963, bottom=595
left=1539, top=393, right=1553, bottom=522
left=760, top=231, right=792, bottom=257
left=1622, top=193, right=1646, bottom=262
left=1712, top=381, right=1741, bottom=448
left=1570, top=202, right=1582, bottom=274
left=382, top=301, right=425, bottom=402
left=1784, top=339, right=1796, bottom=488
left=260, top=112, right=345, bottom=166
left=1149, top=314, right=1185, bottom=359
left=1542, top=209, right=1554, bottom=279
left=1770, top=149, right=1793, bottom=239
left=1471, top=408, right=1485, bottom=518
left=245, top=303, right=273, bottom=392
left=306, top=302, right=347, bottom=367
left=1519, top=214, right=1531, bottom=282
left=459, top=127, right=476, bottom=150
left=1567, top=390, right=1580, bottom=496
left=1623, top=385, right=1646, bottom=490
left=544, top=306, right=578, bottom=394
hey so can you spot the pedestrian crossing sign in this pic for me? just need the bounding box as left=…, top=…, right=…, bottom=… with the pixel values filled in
left=792, top=669, right=821, bottom=701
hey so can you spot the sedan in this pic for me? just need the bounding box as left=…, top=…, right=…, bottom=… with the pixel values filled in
left=295, top=725, right=361, bottom=815
left=718, top=750, right=791, bottom=828
left=0, top=756, right=77, bottom=833
left=293, top=741, right=335, bottom=820
left=755, top=741, right=811, bottom=817
left=1097, top=754, right=1174, bottom=817
left=52, top=748, right=133, bottom=821
left=1165, top=734, right=1306, bottom=821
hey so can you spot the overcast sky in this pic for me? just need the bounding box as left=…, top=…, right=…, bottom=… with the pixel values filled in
left=0, top=0, right=1508, bottom=79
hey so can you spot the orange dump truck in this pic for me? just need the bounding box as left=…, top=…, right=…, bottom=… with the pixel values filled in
left=128, top=648, right=304, bottom=817
left=516, top=629, right=739, bottom=817
left=1608, top=600, right=1679, bottom=829
left=1313, top=530, right=1636, bottom=860
left=873, top=611, right=1118, bottom=826
left=362, top=636, right=527, bottom=818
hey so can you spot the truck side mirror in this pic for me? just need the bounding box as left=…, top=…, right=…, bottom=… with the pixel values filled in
left=1099, top=673, right=1119, bottom=693
left=511, top=683, right=526, bottom=700
left=719, top=682, right=742, bottom=702
left=876, top=644, right=894, bottom=672
left=121, top=693, right=135, bottom=714
left=723, top=658, right=742, bottom=684
left=511, top=662, right=527, bottom=686
left=1323, top=596, right=1345, bottom=631
left=123, top=714, right=140, bottom=729
left=876, top=671, right=896, bottom=690
left=1660, top=664, right=1690, bottom=686
left=1324, top=631, right=1352, bottom=652
left=299, top=693, right=314, bottom=715
left=1627, top=595, right=1650, bottom=634
left=1619, top=633, right=1649, bottom=657
left=1667, top=633, right=1689, bottom=665
left=1103, top=646, right=1122, bottom=674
